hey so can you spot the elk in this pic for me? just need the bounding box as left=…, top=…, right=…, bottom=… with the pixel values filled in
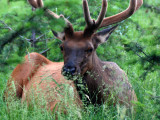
left=4, top=0, right=143, bottom=114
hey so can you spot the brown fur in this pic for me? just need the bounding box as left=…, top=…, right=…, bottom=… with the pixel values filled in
left=4, top=52, right=82, bottom=113
left=83, top=53, right=137, bottom=106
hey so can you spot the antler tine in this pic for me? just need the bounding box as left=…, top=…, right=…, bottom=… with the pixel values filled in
left=95, top=0, right=108, bottom=28
left=28, top=0, right=43, bottom=8
left=46, top=9, right=73, bottom=29
left=28, top=0, right=39, bottom=8
left=37, top=0, right=44, bottom=8
left=83, top=0, right=108, bottom=35
left=46, top=9, right=62, bottom=19
left=136, top=0, right=143, bottom=10
left=99, top=0, right=143, bottom=28
left=83, top=0, right=94, bottom=27
left=28, top=0, right=74, bottom=34
left=45, top=10, right=74, bottom=35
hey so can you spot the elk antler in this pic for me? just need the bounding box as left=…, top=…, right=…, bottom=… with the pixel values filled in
left=83, top=0, right=143, bottom=34
left=27, top=0, right=74, bottom=34
left=83, top=0, right=107, bottom=34
left=99, top=0, right=143, bottom=28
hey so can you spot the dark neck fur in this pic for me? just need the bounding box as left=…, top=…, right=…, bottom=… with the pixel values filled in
left=74, top=52, right=105, bottom=105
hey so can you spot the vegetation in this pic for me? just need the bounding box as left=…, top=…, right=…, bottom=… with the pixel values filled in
left=0, top=0, right=159, bottom=119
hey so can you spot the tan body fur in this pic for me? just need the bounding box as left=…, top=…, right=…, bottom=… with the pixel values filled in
left=4, top=52, right=82, bottom=112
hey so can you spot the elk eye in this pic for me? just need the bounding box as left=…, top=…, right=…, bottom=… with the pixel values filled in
left=60, top=45, right=64, bottom=51
left=85, top=48, right=93, bottom=53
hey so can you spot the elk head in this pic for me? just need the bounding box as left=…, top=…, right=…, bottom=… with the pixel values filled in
left=28, top=0, right=143, bottom=77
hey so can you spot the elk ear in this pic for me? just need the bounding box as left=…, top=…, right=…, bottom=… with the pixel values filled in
left=52, top=30, right=65, bottom=41
left=93, top=25, right=118, bottom=47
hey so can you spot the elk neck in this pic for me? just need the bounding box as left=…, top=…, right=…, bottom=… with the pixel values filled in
left=82, top=51, right=103, bottom=79
left=74, top=51, right=107, bottom=104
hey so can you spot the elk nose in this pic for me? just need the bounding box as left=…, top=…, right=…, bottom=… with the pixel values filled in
left=63, top=66, right=76, bottom=75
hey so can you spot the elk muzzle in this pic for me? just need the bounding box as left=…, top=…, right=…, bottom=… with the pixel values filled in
left=63, top=66, right=76, bottom=75
left=62, top=61, right=80, bottom=77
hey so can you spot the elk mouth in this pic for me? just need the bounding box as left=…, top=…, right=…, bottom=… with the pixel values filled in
left=61, top=66, right=81, bottom=80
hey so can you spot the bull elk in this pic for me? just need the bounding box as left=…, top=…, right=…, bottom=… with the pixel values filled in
left=4, top=0, right=143, bottom=115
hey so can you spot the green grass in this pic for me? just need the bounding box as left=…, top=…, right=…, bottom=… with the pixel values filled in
left=0, top=64, right=159, bottom=120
